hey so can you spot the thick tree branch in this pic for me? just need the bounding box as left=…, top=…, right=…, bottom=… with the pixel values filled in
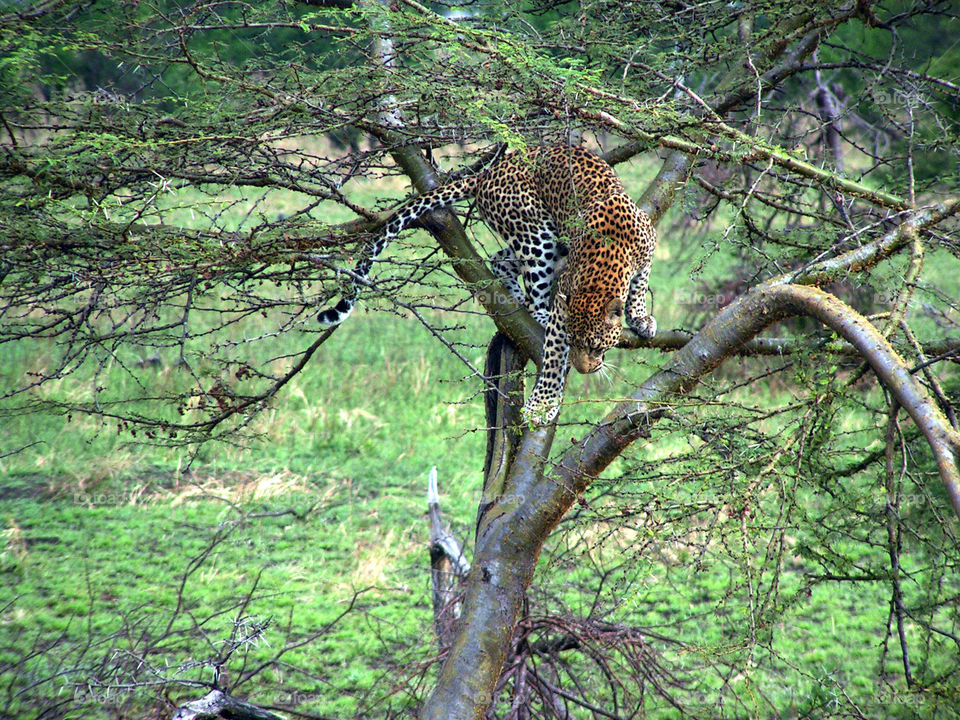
left=554, top=284, right=960, bottom=521
left=439, top=200, right=960, bottom=704
left=421, top=424, right=557, bottom=720
left=423, top=279, right=960, bottom=718
left=627, top=328, right=960, bottom=363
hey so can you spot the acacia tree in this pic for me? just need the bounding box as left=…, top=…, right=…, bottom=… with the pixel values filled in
left=2, top=1, right=960, bottom=718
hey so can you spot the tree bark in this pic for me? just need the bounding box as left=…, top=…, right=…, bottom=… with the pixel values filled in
left=172, top=690, right=287, bottom=720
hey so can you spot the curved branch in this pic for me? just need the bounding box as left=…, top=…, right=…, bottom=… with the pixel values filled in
left=776, top=287, right=960, bottom=515
left=635, top=149, right=695, bottom=224
left=621, top=199, right=960, bottom=350
left=553, top=284, right=960, bottom=524
left=423, top=280, right=960, bottom=719
left=629, top=327, right=960, bottom=363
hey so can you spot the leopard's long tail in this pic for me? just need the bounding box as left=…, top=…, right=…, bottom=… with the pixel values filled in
left=317, top=174, right=482, bottom=327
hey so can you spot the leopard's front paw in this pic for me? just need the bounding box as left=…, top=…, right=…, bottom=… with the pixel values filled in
left=627, top=314, right=657, bottom=340
left=521, top=398, right=560, bottom=426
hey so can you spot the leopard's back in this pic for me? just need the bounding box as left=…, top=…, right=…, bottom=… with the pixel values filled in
left=316, top=144, right=658, bottom=424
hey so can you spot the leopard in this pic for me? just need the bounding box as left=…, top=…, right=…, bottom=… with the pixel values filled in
left=317, top=145, right=658, bottom=424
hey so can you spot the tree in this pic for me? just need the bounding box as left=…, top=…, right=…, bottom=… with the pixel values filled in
left=2, top=1, right=959, bottom=718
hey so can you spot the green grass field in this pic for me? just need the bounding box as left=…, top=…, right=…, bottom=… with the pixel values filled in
left=2, top=154, right=958, bottom=718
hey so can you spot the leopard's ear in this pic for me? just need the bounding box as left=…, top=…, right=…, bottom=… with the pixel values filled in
left=605, top=297, right=623, bottom=324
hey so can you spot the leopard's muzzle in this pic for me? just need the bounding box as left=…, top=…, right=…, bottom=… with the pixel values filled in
left=570, top=346, right=604, bottom=374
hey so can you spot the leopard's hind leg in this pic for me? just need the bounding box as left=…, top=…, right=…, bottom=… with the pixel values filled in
left=482, top=215, right=565, bottom=326
left=625, top=263, right=657, bottom=339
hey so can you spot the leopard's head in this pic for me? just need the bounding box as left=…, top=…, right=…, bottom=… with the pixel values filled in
left=558, top=289, right=623, bottom=374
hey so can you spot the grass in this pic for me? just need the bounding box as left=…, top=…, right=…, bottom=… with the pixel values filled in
left=2, top=150, right=959, bottom=718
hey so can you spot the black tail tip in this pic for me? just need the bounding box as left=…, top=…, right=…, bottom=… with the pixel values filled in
left=317, top=308, right=338, bottom=326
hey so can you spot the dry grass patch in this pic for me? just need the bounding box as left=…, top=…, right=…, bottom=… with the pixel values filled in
left=0, top=519, right=28, bottom=572
left=166, top=470, right=322, bottom=507
left=349, top=528, right=420, bottom=591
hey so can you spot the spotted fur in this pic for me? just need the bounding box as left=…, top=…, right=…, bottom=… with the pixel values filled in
left=317, top=146, right=657, bottom=423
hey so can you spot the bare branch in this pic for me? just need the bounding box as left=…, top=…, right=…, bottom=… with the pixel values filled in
left=172, top=689, right=286, bottom=720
